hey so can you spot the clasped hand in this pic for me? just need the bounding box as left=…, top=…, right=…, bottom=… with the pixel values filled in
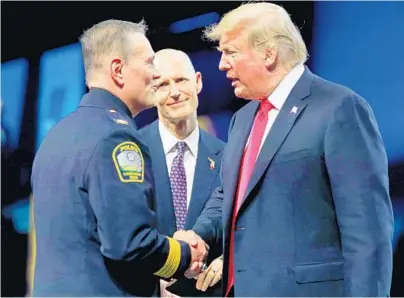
left=195, top=256, right=223, bottom=291
left=173, top=230, right=209, bottom=278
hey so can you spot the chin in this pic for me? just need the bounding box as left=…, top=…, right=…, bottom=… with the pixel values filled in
left=169, top=111, right=191, bottom=122
left=234, top=88, right=248, bottom=100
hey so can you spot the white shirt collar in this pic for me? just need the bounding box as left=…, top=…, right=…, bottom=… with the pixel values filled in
left=267, top=63, right=305, bottom=110
left=158, top=120, right=200, bottom=157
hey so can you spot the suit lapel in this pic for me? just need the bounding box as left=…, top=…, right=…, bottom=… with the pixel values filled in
left=222, top=102, right=259, bottom=232
left=185, top=132, right=220, bottom=229
left=147, top=122, right=177, bottom=235
left=237, top=68, right=314, bottom=215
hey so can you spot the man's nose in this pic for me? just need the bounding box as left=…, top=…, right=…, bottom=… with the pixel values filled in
left=218, top=54, right=230, bottom=71
left=170, top=86, right=180, bottom=98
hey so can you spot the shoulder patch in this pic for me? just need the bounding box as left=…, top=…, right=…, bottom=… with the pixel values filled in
left=112, top=141, right=144, bottom=183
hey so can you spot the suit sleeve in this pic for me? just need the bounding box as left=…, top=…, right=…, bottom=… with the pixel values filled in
left=193, top=113, right=237, bottom=247
left=324, top=94, right=394, bottom=296
left=192, top=179, right=224, bottom=249
left=86, top=128, right=191, bottom=279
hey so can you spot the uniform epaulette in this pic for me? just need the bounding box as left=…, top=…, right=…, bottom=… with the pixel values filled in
left=108, top=109, right=129, bottom=126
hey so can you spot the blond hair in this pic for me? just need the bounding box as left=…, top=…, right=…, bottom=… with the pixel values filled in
left=204, top=2, right=308, bottom=70
left=79, top=19, right=148, bottom=85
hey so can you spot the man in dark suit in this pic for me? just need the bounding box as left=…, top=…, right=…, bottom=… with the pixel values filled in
left=139, top=49, right=225, bottom=297
left=30, top=20, right=207, bottom=296
left=192, top=2, right=394, bottom=297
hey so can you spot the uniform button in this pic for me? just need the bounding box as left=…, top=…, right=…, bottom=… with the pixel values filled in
left=235, top=226, right=245, bottom=231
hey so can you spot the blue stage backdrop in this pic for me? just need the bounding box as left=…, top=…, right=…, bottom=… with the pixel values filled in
left=311, top=1, right=404, bottom=166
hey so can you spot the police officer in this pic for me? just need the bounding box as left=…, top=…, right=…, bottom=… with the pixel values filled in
left=30, top=19, right=207, bottom=296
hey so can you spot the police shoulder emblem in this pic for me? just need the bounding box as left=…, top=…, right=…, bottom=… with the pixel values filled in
left=112, top=141, right=144, bottom=183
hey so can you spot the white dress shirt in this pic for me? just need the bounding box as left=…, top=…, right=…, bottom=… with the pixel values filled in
left=158, top=120, right=199, bottom=209
left=247, top=63, right=305, bottom=154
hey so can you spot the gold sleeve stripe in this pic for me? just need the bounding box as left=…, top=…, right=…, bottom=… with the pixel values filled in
left=26, top=194, right=36, bottom=296
left=154, top=237, right=181, bottom=279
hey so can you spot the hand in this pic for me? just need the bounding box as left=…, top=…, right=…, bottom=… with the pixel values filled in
left=184, top=260, right=204, bottom=279
left=160, top=279, right=180, bottom=298
left=173, top=230, right=209, bottom=278
left=173, top=230, right=199, bottom=247
left=195, top=256, right=223, bottom=291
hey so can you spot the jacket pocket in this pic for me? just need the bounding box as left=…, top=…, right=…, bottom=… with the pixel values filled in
left=272, top=149, right=312, bottom=164
left=293, top=260, right=344, bottom=284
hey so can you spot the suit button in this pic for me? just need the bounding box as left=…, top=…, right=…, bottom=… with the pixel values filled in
left=235, top=226, right=245, bottom=231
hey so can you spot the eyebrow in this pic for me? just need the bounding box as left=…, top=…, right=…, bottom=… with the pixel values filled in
left=216, top=45, right=237, bottom=52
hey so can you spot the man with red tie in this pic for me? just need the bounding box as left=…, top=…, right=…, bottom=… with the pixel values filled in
left=192, top=2, right=393, bottom=297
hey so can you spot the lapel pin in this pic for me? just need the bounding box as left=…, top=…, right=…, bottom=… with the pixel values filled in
left=290, top=106, right=298, bottom=114
left=208, top=157, right=215, bottom=170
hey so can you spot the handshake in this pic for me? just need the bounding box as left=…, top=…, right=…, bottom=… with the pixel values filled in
left=173, top=230, right=209, bottom=278
left=163, top=230, right=222, bottom=293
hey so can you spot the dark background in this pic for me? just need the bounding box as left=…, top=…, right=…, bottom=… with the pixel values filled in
left=2, top=1, right=403, bottom=296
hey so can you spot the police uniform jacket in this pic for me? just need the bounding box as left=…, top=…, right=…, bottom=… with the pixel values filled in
left=30, top=88, right=191, bottom=296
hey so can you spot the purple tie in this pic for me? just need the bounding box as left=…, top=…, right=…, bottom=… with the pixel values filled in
left=170, top=141, right=188, bottom=230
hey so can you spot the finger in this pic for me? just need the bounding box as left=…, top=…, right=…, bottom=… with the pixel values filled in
left=210, top=270, right=222, bottom=287
left=197, top=240, right=208, bottom=259
left=195, top=270, right=208, bottom=290
left=201, top=270, right=215, bottom=291
left=185, top=261, right=203, bottom=278
left=189, top=261, right=200, bottom=272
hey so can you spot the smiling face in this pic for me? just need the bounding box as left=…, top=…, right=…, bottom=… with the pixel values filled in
left=153, top=49, right=202, bottom=122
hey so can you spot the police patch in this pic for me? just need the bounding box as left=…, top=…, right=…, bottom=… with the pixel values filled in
left=112, top=141, right=144, bottom=183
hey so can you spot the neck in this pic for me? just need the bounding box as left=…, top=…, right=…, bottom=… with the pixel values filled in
left=161, top=114, right=197, bottom=140
left=264, top=64, right=291, bottom=97
left=89, top=81, right=145, bottom=117
left=120, top=97, right=144, bottom=117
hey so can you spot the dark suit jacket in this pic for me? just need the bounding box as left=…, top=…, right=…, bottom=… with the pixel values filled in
left=194, top=67, right=394, bottom=297
left=140, top=120, right=225, bottom=297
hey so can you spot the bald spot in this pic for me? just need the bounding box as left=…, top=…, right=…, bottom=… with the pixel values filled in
left=154, top=49, right=196, bottom=77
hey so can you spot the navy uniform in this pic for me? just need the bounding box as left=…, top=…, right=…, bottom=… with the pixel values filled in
left=30, top=88, right=191, bottom=296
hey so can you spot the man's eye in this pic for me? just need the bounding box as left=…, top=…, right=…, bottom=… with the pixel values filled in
left=158, top=82, right=168, bottom=88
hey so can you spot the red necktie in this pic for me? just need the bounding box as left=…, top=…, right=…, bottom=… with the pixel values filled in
left=226, top=99, right=274, bottom=296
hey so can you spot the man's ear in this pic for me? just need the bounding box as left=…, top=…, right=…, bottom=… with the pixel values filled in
left=195, top=71, right=203, bottom=94
left=110, top=58, right=125, bottom=87
left=264, top=47, right=278, bottom=70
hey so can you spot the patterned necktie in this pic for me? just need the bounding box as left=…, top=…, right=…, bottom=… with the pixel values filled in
left=170, top=141, right=188, bottom=231
left=226, top=99, right=274, bottom=296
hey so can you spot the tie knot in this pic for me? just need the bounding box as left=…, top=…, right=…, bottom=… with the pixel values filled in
left=259, top=99, right=274, bottom=113
left=176, top=141, right=187, bottom=155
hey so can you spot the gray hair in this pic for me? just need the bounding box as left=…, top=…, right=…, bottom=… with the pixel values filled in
left=79, top=19, right=148, bottom=84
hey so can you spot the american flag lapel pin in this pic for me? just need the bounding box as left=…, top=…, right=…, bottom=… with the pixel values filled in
left=208, top=157, right=215, bottom=170
left=290, top=106, right=298, bottom=114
